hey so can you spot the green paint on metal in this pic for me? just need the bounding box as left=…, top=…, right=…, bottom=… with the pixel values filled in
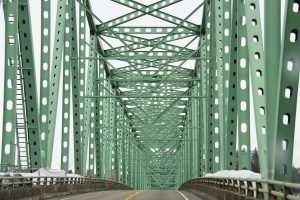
left=1, top=0, right=19, bottom=168
left=18, top=1, right=42, bottom=170
left=244, top=0, right=269, bottom=179
left=224, top=0, right=238, bottom=170
left=61, top=2, right=72, bottom=171
left=274, top=0, right=300, bottom=182
left=1, top=0, right=298, bottom=190
left=212, top=0, right=222, bottom=172
left=237, top=0, right=251, bottom=170
left=46, top=0, right=67, bottom=168
left=265, top=0, right=281, bottom=180
left=39, top=0, right=51, bottom=167
left=85, top=35, right=97, bottom=175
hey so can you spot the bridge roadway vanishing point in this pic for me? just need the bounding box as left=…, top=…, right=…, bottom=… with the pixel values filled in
left=1, top=0, right=300, bottom=199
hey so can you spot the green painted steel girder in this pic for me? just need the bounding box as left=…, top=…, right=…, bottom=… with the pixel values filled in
left=1, top=0, right=299, bottom=191
left=40, top=0, right=51, bottom=167
left=224, top=0, right=237, bottom=170
left=17, top=1, right=42, bottom=170
left=60, top=2, right=72, bottom=171
left=1, top=0, right=19, bottom=168
left=237, top=0, right=251, bottom=170
left=274, top=0, right=300, bottom=182
left=46, top=0, right=67, bottom=168
left=244, top=0, right=269, bottom=179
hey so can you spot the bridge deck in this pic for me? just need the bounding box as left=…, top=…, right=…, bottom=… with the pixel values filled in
left=52, top=190, right=202, bottom=200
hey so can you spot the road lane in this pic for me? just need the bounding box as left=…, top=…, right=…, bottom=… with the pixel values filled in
left=131, top=190, right=202, bottom=200
left=51, top=190, right=134, bottom=200
left=51, top=190, right=203, bottom=200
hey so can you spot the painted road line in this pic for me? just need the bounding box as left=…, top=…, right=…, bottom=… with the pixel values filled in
left=61, top=193, right=90, bottom=200
left=125, top=190, right=144, bottom=200
left=177, top=191, right=189, bottom=200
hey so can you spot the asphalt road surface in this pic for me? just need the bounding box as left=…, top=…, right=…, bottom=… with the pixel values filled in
left=51, top=190, right=203, bottom=200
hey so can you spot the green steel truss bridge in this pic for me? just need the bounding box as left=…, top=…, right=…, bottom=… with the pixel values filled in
left=1, top=0, right=300, bottom=198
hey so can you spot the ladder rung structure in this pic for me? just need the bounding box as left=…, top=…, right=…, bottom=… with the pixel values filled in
left=15, top=69, right=30, bottom=170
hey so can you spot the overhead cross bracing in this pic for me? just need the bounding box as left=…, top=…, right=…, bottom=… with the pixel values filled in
left=1, top=0, right=300, bottom=193
left=0, top=0, right=206, bottom=190
left=86, top=0, right=207, bottom=190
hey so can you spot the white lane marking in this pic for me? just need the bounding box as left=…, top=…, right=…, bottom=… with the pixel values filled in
left=61, top=193, right=90, bottom=200
left=177, top=191, right=189, bottom=200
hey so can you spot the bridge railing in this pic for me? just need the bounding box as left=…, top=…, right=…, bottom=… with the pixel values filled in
left=179, top=177, right=300, bottom=200
left=0, top=176, right=132, bottom=191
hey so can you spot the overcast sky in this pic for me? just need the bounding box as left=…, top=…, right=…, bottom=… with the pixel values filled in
left=0, top=0, right=299, bottom=170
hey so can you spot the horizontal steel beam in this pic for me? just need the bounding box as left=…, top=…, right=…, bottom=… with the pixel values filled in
left=85, top=96, right=206, bottom=99
left=96, top=26, right=199, bottom=34
left=103, top=78, right=201, bottom=82
left=73, top=56, right=211, bottom=60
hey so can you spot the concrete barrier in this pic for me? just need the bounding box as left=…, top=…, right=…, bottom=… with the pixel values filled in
left=181, top=183, right=256, bottom=200
left=179, top=177, right=300, bottom=200
left=0, top=177, right=132, bottom=200
left=0, top=183, right=131, bottom=200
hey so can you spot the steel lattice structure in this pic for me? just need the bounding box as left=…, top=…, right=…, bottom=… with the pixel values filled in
left=1, top=0, right=299, bottom=191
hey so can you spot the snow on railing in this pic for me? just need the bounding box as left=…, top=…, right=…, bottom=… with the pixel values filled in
left=204, top=170, right=261, bottom=179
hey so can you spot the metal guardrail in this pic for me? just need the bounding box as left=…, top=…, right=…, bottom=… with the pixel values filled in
left=179, top=177, right=300, bottom=200
left=0, top=164, right=39, bottom=173
left=0, top=176, right=132, bottom=191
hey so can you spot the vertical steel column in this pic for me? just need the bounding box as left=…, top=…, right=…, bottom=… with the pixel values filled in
left=134, top=144, right=138, bottom=188
left=78, top=0, right=87, bottom=174
left=69, top=0, right=84, bottom=174
left=222, top=0, right=237, bottom=170
left=88, top=95, right=96, bottom=176
left=129, top=139, right=134, bottom=187
left=198, top=38, right=207, bottom=174
left=95, top=63, right=103, bottom=177
left=138, top=155, right=141, bottom=189
left=191, top=88, right=199, bottom=177
left=132, top=142, right=135, bottom=188
left=182, top=146, right=184, bottom=183
left=221, top=0, right=231, bottom=169
left=110, top=87, right=117, bottom=179
left=86, top=35, right=97, bottom=176
left=198, top=22, right=208, bottom=175
left=212, top=0, right=222, bottom=172
left=274, top=0, right=300, bottom=182
left=237, top=0, right=251, bottom=170
left=84, top=35, right=97, bottom=175
left=197, top=85, right=202, bottom=176
left=184, top=126, right=189, bottom=180
left=61, top=1, right=72, bottom=171
left=96, top=63, right=105, bottom=177
left=265, top=0, right=281, bottom=180
left=115, top=102, right=121, bottom=182
left=119, top=105, right=125, bottom=183
left=70, top=0, right=82, bottom=174
left=126, top=123, right=130, bottom=185
left=205, top=1, right=213, bottom=174
left=244, top=0, right=268, bottom=178
left=123, top=120, right=128, bottom=185
left=1, top=0, right=18, bottom=167
left=46, top=0, right=67, bottom=167
left=39, top=0, right=51, bottom=167
left=18, top=1, right=42, bottom=169
left=102, top=77, right=110, bottom=179
left=187, top=105, right=192, bottom=178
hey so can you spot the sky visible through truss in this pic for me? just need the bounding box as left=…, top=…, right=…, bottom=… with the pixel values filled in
left=0, top=0, right=299, bottom=170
